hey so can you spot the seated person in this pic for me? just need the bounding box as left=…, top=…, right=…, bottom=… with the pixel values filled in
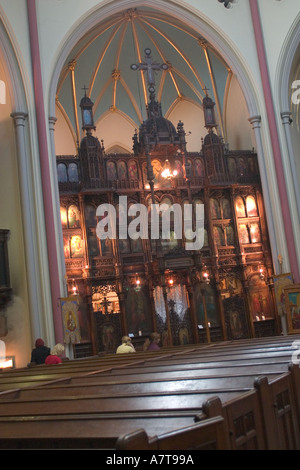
left=29, top=338, right=51, bottom=365
left=116, top=336, right=136, bottom=354
left=143, top=332, right=161, bottom=351
left=45, top=343, right=65, bottom=364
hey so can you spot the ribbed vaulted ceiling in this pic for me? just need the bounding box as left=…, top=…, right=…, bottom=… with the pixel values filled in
left=56, top=6, right=231, bottom=145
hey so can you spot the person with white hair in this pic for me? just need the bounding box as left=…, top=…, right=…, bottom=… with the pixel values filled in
left=45, top=343, right=65, bottom=364
left=116, top=336, right=136, bottom=354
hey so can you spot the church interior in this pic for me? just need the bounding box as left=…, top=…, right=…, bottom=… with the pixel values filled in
left=0, top=0, right=300, bottom=452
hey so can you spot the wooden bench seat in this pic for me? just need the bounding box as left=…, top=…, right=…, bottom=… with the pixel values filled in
left=0, top=338, right=295, bottom=392
left=0, top=335, right=295, bottom=392
left=0, top=372, right=283, bottom=400
left=0, top=411, right=202, bottom=449
left=73, top=361, right=289, bottom=379
left=0, top=363, right=289, bottom=393
left=0, top=370, right=298, bottom=450
left=0, top=356, right=154, bottom=391
left=0, top=336, right=299, bottom=450
left=144, top=350, right=294, bottom=364
left=1, top=334, right=297, bottom=382
left=0, top=388, right=251, bottom=417
left=114, top=367, right=300, bottom=451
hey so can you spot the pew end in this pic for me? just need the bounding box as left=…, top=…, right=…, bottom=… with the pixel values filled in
left=116, top=416, right=230, bottom=450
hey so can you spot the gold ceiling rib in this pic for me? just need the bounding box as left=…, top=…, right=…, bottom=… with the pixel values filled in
left=89, top=23, right=123, bottom=96
left=55, top=99, right=78, bottom=148
left=139, top=10, right=199, bottom=39
left=57, top=68, right=70, bottom=97
left=223, top=70, right=233, bottom=142
left=141, top=9, right=230, bottom=69
left=119, top=78, right=143, bottom=123
left=76, top=18, right=123, bottom=65
left=112, top=21, right=128, bottom=108
left=171, top=68, right=203, bottom=102
left=91, top=15, right=144, bottom=124
left=202, top=44, right=224, bottom=138
left=131, top=19, right=148, bottom=107
left=57, top=7, right=231, bottom=142
left=111, top=69, right=120, bottom=109
left=134, top=19, right=176, bottom=103
left=92, top=77, right=111, bottom=117
left=57, top=17, right=123, bottom=96
left=165, top=96, right=201, bottom=120
left=168, top=68, right=182, bottom=99
left=157, top=70, right=170, bottom=103
left=68, top=59, right=80, bottom=143
left=139, top=16, right=206, bottom=94
left=114, top=20, right=128, bottom=70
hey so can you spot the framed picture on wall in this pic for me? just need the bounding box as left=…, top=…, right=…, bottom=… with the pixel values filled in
left=273, top=273, right=293, bottom=316
left=285, top=284, right=300, bottom=334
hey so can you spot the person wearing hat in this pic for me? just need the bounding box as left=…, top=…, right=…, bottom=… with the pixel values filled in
left=116, top=336, right=136, bottom=354
left=29, top=338, right=51, bottom=366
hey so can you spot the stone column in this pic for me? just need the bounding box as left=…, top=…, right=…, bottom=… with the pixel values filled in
left=49, top=116, right=68, bottom=297
left=249, top=116, right=281, bottom=271
left=27, top=0, right=64, bottom=343
left=11, top=112, right=54, bottom=343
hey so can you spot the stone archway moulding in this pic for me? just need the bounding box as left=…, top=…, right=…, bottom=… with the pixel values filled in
left=277, top=11, right=300, bottom=112
left=276, top=12, right=300, bottom=226
left=0, top=13, right=56, bottom=345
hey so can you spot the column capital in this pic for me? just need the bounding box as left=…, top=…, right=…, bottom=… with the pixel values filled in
left=10, top=111, right=28, bottom=125
left=248, top=115, right=261, bottom=129
left=48, top=116, right=57, bottom=131
left=280, top=111, right=293, bottom=125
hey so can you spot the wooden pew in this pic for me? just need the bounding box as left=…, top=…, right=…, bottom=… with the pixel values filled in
left=0, top=354, right=163, bottom=391
left=2, top=333, right=298, bottom=382
left=1, top=338, right=290, bottom=400
left=0, top=371, right=283, bottom=400
left=115, top=416, right=230, bottom=450
left=0, top=332, right=296, bottom=393
left=0, top=336, right=299, bottom=450
left=201, top=394, right=267, bottom=450
left=1, top=370, right=298, bottom=450
left=200, top=368, right=300, bottom=450
left=288, top=362, right=300, bottom=424
left=74, top=362, right=289, bottom=380
left=0, top=411, right=201, bottom=449
left=254, top=373, right=300, bottom=450
left=0, top=388, right=252, bottom=417
left=0, top=339, right=294, bottom=392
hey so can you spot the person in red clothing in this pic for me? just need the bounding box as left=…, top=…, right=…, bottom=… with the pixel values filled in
left=45, top=343, right=65, bottom=364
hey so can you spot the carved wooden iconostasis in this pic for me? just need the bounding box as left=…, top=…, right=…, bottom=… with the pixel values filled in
left=57, top=81, right=279, bottom=356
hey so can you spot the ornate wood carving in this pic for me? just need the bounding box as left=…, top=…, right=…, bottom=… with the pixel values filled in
left=57, top=96, right=275, bottom=352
